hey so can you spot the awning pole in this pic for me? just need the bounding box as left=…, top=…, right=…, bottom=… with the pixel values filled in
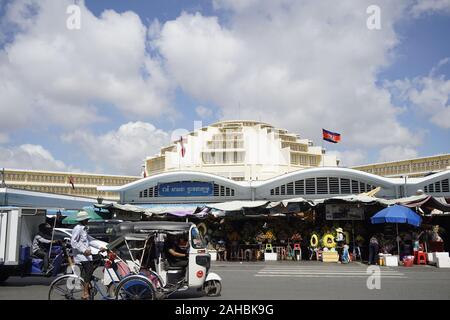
left=396, top=223, right=400, bottom=259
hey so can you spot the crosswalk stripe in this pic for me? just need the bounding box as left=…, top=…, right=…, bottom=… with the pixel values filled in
left=255, top=266, right=406, bottom=278
left=255, top=274, right=408, bottom=278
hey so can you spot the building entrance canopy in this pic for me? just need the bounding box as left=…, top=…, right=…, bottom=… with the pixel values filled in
left=92, top=194, right=449, bottom=221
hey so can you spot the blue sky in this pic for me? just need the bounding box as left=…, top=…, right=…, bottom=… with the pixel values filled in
left=0, top=0, right=449, bottom=175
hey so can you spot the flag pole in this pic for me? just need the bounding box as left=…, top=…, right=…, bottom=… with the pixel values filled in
left=321, top=130, right=324, bottom=167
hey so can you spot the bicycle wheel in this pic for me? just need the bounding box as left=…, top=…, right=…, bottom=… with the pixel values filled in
left=48, top=275, right=86, bottom=300
left=115, top=275, right=156, bottom=300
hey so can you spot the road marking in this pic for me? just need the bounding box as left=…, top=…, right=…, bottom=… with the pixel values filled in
left=255, top=265, right=407, bottom=278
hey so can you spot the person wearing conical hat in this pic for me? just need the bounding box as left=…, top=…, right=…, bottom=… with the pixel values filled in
left=335, top=228, right=345, bottom=262
left=70, top=210, right=104, bottom=299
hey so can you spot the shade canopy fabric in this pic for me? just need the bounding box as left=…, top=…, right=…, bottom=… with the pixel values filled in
left=313, top=194, right=391, bottom=206
left=62, top=207, right=104, bottom=224
left=266, top=197, right=315, bottom=208
left=95, top=203, right=205, bottom=217
left=371, top=204, right=422, bottom=227
left=206, top=200, right=270, bottom=211
left=386, top=195, right=450, bottom=212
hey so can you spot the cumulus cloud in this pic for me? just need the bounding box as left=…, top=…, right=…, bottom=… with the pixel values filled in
left=195, top=105, right=213, bottom=119
left=0, top=0, right=173, bottom=136
left=410, top=0, right=450, bottom=17
left=0, top=144, right=67, bottom=171
left=327, top=149, right=367, bottom=167
left=378, top=145, right=418, bottom=162
left=62, top=122, right=170, bottom=175
left=154, top=0, right=418, bottom=157
left=386, top=59, right=450, bottom=129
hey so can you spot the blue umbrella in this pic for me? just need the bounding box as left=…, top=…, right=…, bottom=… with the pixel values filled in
left=371, top=205, right=422, bottom=227
left=371, top=205, right=422, bottom=257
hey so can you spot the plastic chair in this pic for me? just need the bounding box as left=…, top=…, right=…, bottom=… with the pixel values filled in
left=276, top=247, right=287, bottom=260
left=415, top=251, right=427, bottom=265
left=265, top=243, right=273, bottom=253
left=244, top=249, right=253, bottom=261
left=293, top=243, right=301, bottom=261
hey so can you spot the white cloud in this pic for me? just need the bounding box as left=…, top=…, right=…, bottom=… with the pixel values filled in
left=410, top=0, right=450, bottom=17
left=0, top=133, right=9, bottom=144
left=0, top=144, right=67, bottom=171
left=327, top=149, right=367, bottom=167
left=195, top=105, right=213, bottom=119
left=154, top=0, right=418, bottom=157
left=378, top=145, right=418, bottom=162
left=0, top=0, right=174, bottom=136
left=62, top=122, right=170, bottom=175
left=386, top=59, right=450, bottom=129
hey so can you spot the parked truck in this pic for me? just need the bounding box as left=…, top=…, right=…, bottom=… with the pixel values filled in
left=0, top=207, right=66, bottom=282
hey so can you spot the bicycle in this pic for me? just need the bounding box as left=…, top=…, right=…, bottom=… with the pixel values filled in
left=48, top=254, right=117, bottom=300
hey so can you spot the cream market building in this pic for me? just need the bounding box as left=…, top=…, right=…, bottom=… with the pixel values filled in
left=144, top=120, right=339, bottom=182
left=98, top=168, right=450, bottom=205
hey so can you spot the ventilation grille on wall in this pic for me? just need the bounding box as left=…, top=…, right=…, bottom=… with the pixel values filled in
left=269, top=177, right=377, bottom=196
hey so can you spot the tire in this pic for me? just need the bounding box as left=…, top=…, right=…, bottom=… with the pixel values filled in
left=203, top=280, right=222, bottom=297
left=115, top=275, right=156, bottom=300
left=48, top=275, right=86, bottom=300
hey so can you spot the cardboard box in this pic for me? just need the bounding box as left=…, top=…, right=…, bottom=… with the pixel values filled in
left=264, top=253, right=278, bottom=261
left=384, top=255, right=398, bottom=267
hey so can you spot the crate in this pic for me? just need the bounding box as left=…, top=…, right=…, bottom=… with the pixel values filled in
left=384, top=255, right=398, bottom=267
left=264, top=253, right=278, bottom=261
left=322, top=251, right=339, bottom=263
left=436, top=257, right=450, bottom=268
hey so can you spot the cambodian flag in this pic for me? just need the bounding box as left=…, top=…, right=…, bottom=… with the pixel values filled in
left=322, top=129, right=341, bottom=143
left=179, top=136, right=186, bottom=157
left=68, top=175, right=75, bottom=189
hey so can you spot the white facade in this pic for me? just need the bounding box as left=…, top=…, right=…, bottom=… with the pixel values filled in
left=145, top=120, right=338, bottom=181
left=98, top=168, right=450, bottom=204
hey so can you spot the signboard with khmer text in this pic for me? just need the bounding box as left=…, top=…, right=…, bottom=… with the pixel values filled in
left=325, top=204, right=365, bottom=220
left=157, top=182, right=214, bottom=197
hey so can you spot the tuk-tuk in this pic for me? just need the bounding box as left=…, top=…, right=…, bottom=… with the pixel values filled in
left=104, top=221, right=222, bottom=299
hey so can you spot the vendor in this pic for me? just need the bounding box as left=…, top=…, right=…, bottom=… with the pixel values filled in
left=335, top=228, right=345, bottom=262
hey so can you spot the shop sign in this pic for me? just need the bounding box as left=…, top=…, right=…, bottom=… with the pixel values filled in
left=325, top=204, right=364, bottom=220
left=158, top=182, right=214, bottom=197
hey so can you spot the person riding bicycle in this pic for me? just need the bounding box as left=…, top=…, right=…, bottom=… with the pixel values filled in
left=32, top=223, right=59, bottom=274
left=70, top=211, right=105, bottom=300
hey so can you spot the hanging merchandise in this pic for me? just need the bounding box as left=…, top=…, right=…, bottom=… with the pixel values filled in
left=310, top=233, right=319, bottom=248
left=322, top=233, right=336, bottom=249
left=197, top=223, right=207, bottom=236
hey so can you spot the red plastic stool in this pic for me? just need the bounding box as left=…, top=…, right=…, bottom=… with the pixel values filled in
left=293, top=243, right=301, bottom=251
left=414, top=251, right=427, bottom=265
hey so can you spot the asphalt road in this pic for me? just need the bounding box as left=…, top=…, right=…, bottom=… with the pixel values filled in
left=1, top=261, right=450, bottom=300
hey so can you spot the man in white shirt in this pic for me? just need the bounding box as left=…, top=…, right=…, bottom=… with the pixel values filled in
left=71, top=211, right=99, bottom=299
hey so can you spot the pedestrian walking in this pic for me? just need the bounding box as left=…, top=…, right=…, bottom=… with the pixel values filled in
left=368, top=235, right=379, bottom=265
